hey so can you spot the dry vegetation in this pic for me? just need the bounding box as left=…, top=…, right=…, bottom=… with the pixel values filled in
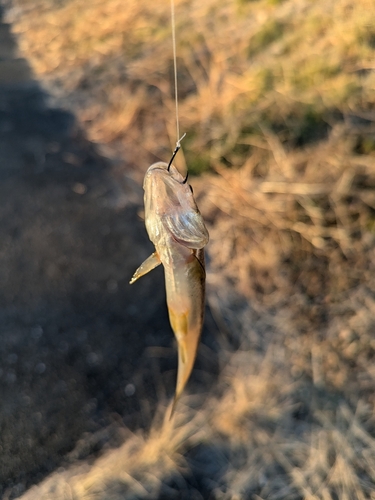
left=5, top=0, right=375, bottom=498
left=9, top=0, right=375, bottom=173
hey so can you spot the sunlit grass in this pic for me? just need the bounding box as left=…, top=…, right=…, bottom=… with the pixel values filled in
left=9, top=0, right=375, bottom=173
left=19, top=332, right=375, bottom=499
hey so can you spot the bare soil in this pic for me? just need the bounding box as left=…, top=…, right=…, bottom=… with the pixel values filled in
left=0, top=9, right=217, bottom=497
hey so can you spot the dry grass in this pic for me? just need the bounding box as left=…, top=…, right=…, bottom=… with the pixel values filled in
left=6, top=0, right=375, bottom=498
left=19, top=336, right=375, bottom=499
left=8, top=0, right=375, bottom=173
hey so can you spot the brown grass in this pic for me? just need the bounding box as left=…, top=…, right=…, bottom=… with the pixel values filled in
left=8, top=0, right=375, bottom=173
left=7, top=0, right=375, bottom=498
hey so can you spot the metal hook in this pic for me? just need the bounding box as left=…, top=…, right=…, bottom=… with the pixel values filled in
left=167, top=133, right=186, bottom=172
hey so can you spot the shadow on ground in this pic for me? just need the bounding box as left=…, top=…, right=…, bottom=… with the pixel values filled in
left=0, top=8, right=218, bottom=498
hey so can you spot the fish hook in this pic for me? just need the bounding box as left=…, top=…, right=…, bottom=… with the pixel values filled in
left=167, top=132, right=186, bottom=172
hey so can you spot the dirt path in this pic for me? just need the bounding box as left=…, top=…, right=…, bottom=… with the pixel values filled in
left=0, top=7, right=177, bottom=497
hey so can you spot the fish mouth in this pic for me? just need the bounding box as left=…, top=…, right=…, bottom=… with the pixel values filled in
left=146, top=162, right=185, bottom=184
left=147, top=162, right=168, bottom=172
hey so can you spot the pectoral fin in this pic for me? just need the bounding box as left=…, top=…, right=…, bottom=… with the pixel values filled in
left=129, top=252, right=161, bottom=284
left=163, top=212, right=209, bottom=249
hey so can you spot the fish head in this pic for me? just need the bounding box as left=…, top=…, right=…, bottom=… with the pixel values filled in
left=143, top=162, right=209, bottom=249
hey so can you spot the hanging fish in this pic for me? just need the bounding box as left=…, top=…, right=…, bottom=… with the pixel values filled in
left=130, top=145, right=209, bottom=414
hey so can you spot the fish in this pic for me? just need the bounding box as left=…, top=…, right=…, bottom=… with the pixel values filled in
left=130, top=160, right=209, bottom=414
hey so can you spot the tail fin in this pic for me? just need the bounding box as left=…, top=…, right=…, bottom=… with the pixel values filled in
left=166, top=251, right=205, bottom=415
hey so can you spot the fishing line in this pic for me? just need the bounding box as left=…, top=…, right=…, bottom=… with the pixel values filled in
left=167, top=132, right=186, bottom=171
left=170, top=0, right=180, bottom=142
left=168, top=0, right=186, bottom=174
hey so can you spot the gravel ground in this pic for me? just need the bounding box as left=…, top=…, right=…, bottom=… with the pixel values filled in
left=0, top=9, right=189, bottom=497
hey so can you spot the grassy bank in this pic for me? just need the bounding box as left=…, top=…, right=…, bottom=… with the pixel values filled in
left=9, top=0, right=375, bottom=171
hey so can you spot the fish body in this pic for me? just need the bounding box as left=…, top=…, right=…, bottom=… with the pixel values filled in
left=130, top=161, right=209, bottom=410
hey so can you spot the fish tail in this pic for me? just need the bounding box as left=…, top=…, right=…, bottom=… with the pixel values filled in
left=166, top=253, right=205, bottom=414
